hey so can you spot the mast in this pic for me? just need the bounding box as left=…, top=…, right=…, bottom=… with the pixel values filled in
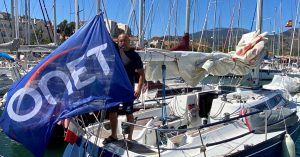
left=185, top=0, right=190, bottom=34
left=273, top=7, right=277, bottom=58
left=138, top=0, right=145, bottom=48
left=15, top=0, right=19, bottom=39
left=11, top=0, right=15, bottom=38
left=97, top=0, right=101, bottom=14
left=288, top=0, right=300, bottom=67
left=25, top=0, right=30, bottom=44
left=280, top=0, right=283, bottom=58
left=297, top=27, right=300, bottom=66
left=251, top=0, right=262, bottom=86
left=53, top=0, right=57, bottom=45
left=212, top=0, right=217, bottom=51
left=256, top=0, right=262, bottom=34
left=75, top=0, right=79, bottom=31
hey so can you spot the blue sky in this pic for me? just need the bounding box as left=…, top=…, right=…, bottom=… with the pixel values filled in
left=0, top=0, right=298, bottom=38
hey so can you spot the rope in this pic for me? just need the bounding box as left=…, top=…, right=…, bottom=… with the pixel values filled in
left=122, top=133, right=130, bottom=157
left=198, top=129, right=206, bottom=157
left=161, top=64, right=167, bottom=125
left=42, top=0, right=54, bottom=35
left=209, top=101, right=226, bottom=119
left=280, top=107, right=288, bottom=134
left=155, top=129, right=161, bottom=157
left=264, top=109, right=268, bottom=140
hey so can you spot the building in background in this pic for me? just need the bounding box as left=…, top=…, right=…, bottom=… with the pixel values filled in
left=0, top=12, right=55, bottom=44
left=104, top=19, right=131, bottom=38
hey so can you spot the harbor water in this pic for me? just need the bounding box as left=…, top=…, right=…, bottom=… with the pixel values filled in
left=0, top=127, right=66, bottom=157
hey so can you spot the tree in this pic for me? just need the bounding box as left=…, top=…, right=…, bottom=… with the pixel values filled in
left=57, top=20, right=76, bottom=43
left=58, top=20, right=75, bottom=37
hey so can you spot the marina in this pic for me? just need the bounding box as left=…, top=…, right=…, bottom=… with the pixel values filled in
left=2, top=0, right=300, bottom=157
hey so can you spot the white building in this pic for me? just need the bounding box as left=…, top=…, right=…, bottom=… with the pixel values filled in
left=0, top=12, right=52, bottom=44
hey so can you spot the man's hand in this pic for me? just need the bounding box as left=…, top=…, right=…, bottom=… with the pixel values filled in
left=134, top=88, right=142, bottom=98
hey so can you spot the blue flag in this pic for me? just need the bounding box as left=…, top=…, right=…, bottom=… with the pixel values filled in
left=0, top=14, right=135, bottom=157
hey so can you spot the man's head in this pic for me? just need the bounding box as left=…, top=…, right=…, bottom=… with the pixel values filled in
left=117, top=34, right=130, bottom=51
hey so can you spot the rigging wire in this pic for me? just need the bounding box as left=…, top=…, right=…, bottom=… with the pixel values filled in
left=142, top=0, right=155, bottom=40
left=250, top=4, right=256, bottom=31
left=38, top=0, right=53, bottom=42
left=127, top=0, right=139, bottom=36
left=86, top=0, right=95, bottom=21
left=161, top=0, right=176, bottom=49
left=222, top=0, right=238, bottom=52
left=102, top=0, right=111, bottom=32
left=30, top=21, right=40, bottom=44
left=28, top=0, right=40, bottom=44
left=167, top=0, right=171, bottom=47
left=81, top=0, right=85, bottom=21
left=42, top=0, right=53, bottom=35
left=197, top=0, right=212, bottom=52
left=113, top=0, right=122, bottom=20
left=174, top=0, right=178, bottom=43
left=235, top=0, right=242, bottom=47
left=147, top=0, right=159, bottom=40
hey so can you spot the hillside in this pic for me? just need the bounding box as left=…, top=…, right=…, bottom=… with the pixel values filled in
left=149, top=28, right=300, bottom=56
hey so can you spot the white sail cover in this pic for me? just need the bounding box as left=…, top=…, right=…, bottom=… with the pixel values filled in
left=139, top=31, right=267, bottom=86
left=263, top=75, right=300, bottom=94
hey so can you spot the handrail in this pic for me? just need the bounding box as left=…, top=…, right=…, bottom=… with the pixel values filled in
left=118, top=109, right=296, bottom=152
left=122, top=110, right=263, bottom=132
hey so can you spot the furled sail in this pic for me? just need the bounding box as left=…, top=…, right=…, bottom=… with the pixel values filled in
left=0, top=13, right=135, bottom=157
left=139, top=31, right=267, bottom=86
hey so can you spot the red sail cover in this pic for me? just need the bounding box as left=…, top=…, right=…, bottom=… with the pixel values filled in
left=169, top=33, right=190, bottom=51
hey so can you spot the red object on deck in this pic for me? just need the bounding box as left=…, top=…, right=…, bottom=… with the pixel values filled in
left=169, top=33, right=190, bottom=51
left=64, top=130, right=78, bottom=144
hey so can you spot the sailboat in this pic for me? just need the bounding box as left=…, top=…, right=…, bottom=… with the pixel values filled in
left=0, top=0, right=299, bottom=157
left=60, top=1, right=300, bottom=157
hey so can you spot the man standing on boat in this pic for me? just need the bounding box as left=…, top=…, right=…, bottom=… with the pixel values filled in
left=103, top=34, right=145, bottom=144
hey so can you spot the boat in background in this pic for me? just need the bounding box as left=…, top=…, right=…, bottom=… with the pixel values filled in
left=0, top=52, right=22, bottom=96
